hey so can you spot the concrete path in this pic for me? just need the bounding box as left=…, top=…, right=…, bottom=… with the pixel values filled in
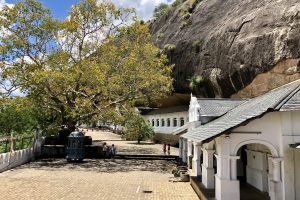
left=0, top=130, right=198, bottom=200
left=84, top=130, right=179, bottom=156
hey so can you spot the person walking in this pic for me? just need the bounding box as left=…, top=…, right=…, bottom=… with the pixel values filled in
left=167, top=144, right=171, bottom=155
left=111, top=144, right=116, bottom=159
left=163, top=143, right=166, bottom=155
left=103, top=142, right=108, bottom=158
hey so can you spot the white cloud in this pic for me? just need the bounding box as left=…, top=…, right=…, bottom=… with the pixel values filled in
left=0, top=0, right=13, bottom=9
left=111, top=0, right=175, bottom=21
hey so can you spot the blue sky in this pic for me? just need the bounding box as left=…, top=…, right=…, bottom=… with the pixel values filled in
left=4, top=0, right=175, bottom=20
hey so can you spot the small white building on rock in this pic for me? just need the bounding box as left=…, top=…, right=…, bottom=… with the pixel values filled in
left=141, top=106, right=188, bottom=145
left=179, top=80, right=300, bottom=200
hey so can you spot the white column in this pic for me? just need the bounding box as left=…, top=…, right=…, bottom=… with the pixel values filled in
left=179, top=138, right=183, bottom=158
left=215, top=154, right=240, bottom=200
left=230, top=156, right=240, bottom=180
left=188, top=140, right=193, bottom=157
left=187, top=140, right=193, bottom=169
left=201, top=148, right=215, bottom=188
left=193, top=142, right=202, bottom=176
left=272, top=158, right=282, bottom=182
left=182, top=139, right=187, bottom=163
left=268, top=157, right=283, bottom=200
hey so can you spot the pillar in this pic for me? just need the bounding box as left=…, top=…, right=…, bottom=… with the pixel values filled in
left=215, top=155, right=240, bottom=200
left=193, top=142, right=202, bottom=176
left=187, top=140, right=193, bottom=168
left=272, top=158, right=281, bottom=182
left=269, top=157, right=283, bottom=200
left=179, top=138, right=183, bottom=158
left=201, top=148, right=215, bottom=188
left=182, top=139, right=187, bottom=163
left=230, top=156, right=239, bottom=180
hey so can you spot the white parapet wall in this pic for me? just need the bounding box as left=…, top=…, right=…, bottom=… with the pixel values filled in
left=0, top=148, right=33, bottom=173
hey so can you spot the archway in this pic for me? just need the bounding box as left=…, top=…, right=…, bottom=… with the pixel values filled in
left=235, top=143, right=273, bottom=200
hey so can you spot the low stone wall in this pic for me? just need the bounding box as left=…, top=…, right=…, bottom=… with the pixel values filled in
left=41, top=144, right=109, bottom=158
left=153, top=133, right=179, bottom=146
left=0, top=148, right=33, bottom=173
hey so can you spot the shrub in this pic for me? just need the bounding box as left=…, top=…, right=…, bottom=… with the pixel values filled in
left=156, top=32, right=165, bottom=41
left=124, top=116, right=155, bottom=144
left=192, top=39, right=201, bottom=52
left=163, top=43, right=176, bottom=51
left=180, top=21, right=187, bottom=29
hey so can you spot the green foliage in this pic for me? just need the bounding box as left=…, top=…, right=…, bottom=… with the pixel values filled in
left=189, top=75, right=203, bottom=93
left=192, top=39, right=201, bottom=52
left=172, top=0, right=186, bottom=7
left=153, top=3, right=170, bottom=19
left=180, top=21, right=187, bottom=29
left=188, top=0, right=200, bottom=13
left=182, top=13, right=191, bottom=20
left=163, top=43, right=176, bottom=51
left=156, top=32, right=165, bottom=41
left=0, top=0, right=173, bottom=129
left=0, top=97, right=38, bottom=136
left=0, top=136, right=34, bottom=153
left=179, top=0, right=200, bottom=21
left=124, top=114, right=154, bottom=143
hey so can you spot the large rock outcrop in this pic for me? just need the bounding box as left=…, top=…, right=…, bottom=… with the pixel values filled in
left=150, top=0, right=300, bottom=98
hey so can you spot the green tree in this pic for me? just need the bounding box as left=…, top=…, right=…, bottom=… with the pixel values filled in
left=189, top=75, right=203, bottom=94
left=124, top=113, right=154, bottom=144
left=0, top=0, right=173, bottom=131
left=0, top=97, right=39, bottom=136
left=153, top=3, right=170, bottom=18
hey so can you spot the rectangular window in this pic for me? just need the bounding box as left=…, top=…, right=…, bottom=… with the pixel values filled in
left=167, top=118, right=170, bottom=127
left=180, top=117, right=184, bottom=126
left=173, top=118, right=177, bottom=127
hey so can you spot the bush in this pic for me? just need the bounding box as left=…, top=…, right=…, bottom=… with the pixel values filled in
left=156, top=32, right=165, bottom=41
left=172, top=0, right=187, bottom=7
left=163, top=43, right=176, bottom=51
left=180, top=21, right=187, bottom=29
left=192, top=39, right=201, bottom=52
left=124, top=116, right=155, bottom=144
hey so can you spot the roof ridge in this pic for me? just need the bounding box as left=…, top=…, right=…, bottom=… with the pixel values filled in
left=274, top=84, right=300, bottom=110
left=197, top=98, right=247, bottom=101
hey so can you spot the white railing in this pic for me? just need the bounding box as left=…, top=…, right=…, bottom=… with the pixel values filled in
left=0, top=148, right=33, bottom=173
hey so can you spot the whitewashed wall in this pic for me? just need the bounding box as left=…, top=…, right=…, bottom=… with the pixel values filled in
left=246, top=147, right=269, bottom=192
left=214, top=110, right=300, bottom=200
left=0, top=148, right=33, bottom=173
left=142, top=111, right=188, bottom=134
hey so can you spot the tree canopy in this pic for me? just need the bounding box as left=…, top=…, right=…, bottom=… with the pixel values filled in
left=0, top=0, right=173, bottom=130
left=124, top=112, right=154, bottom=144
left=0, top=97, right=41, bottom=136
left=153, top=3, right=170, bottom=18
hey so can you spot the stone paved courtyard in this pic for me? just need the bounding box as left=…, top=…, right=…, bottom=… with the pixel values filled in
left=0, top=131, right=198, bottom=200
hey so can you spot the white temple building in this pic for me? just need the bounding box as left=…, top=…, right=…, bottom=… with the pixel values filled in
left=179, top=80, right=300, bottom=200
left=141, top=106, right=188, bottom=145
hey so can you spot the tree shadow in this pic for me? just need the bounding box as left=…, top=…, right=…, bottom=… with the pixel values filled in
left=17, top=158, right=177, bottom=174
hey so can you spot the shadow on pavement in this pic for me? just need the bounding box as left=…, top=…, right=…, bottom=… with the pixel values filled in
left=17, top=158, right=177, bottom=174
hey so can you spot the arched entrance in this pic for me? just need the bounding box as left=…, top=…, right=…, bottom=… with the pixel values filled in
left=235, top=142, right=275, bottom=200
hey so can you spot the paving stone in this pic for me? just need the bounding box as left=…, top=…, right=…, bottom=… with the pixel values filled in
left=0, top=131, right=197, bottom=200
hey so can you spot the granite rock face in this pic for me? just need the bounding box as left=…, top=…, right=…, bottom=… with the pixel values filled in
left=150, top=0, right=300, bottom=97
